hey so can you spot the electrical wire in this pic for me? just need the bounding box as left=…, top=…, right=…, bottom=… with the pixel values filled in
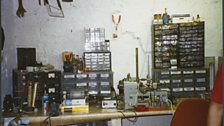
left=43, top=116, right=52, bottom=126
left=117, top=110, right=138, bottom=124
left=166, top=99, right=174, bottom=115
left=110, top=86, right=120, bottom=110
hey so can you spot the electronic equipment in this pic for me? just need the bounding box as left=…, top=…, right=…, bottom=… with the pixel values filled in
left=45, top=71, right=62, bottom=104
left=17, top=48, right=36, bottom=70
left=102, top=99, right=117, bottom=109
left=3, top=95, right=13, bottom=112
left=12, top=70, right=45, bottom=109
left=118, top=80, right=169, bottom=110
left=123, top=81, right=138, bottom=109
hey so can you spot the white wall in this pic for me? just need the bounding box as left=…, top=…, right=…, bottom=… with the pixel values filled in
left=1, top=0, right=223, bottom=95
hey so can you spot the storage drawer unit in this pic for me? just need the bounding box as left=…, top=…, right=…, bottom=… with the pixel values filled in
left=152, top=22, right=205, bottom=69
left=83, top=52, right=111, bottom=71
left=153, top=68, right=209, bottom=98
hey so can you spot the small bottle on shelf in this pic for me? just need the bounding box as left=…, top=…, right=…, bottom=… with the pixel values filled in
left=196, top=14, right=200, bottom=22
left=162, top=8, right=170, bottom=24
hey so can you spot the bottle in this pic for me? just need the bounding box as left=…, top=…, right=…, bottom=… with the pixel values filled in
left=162, top=8, right=170, bottom=24
left=196, top=14, right=200, bottom=22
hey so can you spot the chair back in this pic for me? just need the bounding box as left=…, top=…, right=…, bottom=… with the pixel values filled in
left=170, top=99, right=210, bottom=126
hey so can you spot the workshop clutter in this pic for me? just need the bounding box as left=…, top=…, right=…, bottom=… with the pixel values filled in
left=61, top=27, right=115, bottom=112
left=5, top=12, right=210, bottom=118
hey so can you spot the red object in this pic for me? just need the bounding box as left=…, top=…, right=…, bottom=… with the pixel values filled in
left=211, top=64, right=222, bottom=104
left=148, top=106, right=170, bottom=111
left=135, top=105, right=149, bottom=112
left=170, top=99, right=209, bottom=126
left=135, top=105, right=170, bottom=112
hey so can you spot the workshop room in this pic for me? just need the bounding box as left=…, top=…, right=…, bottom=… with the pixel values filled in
left=1, top=0, right=223, bottom=126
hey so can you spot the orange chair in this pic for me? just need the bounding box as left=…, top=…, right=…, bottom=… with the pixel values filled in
left=170, top=98, right=210, bottom=126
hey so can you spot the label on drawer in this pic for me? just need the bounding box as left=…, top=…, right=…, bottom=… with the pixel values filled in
left=159, top=79, right=170, bottom=84
left=76, top=74, right=87, bottom=79
left=195, top=87, right=206, bottom=91
left=89, top=73, right=97, bottom=79
left=172, top=79, right=181, bottom=83
left=172, top=88, right=183, bottom=92
left=161, top=71, right=169, bottom=75
left=195, top=70, right=206, bottom=74
left=183, top=70, right=194, bottom=74
left=89, top=91, right=98, bottom=95
left=89, top=82, right=97, bottom=86
left=64, top=74, right=75, bottom=78
left=101, top=82, right=110, bottom=85
left=170, top=71, right=181, bottom=75
left=184, top=87, right=194, bottom=91
left=100, top=73, right=110, bottom=78
left=101, top=91, right=111, bottom=94
left=184, top=79, right=193, bottom=83
left=196, top=78, right=206, bottom=82
left=160, top=88, right=170, bottom=91
left=76, top=83, right=87, bottom=87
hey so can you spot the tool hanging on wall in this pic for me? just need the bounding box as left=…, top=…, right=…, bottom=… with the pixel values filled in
left=62, top=0, right=73, bottom=2
left=38, top=0, right=48, bottom=5
left=16, top=0, right=26, bottom=18
left=112, top=11, right=122, bottom=38
left=45, top=0, right=64, bottom=18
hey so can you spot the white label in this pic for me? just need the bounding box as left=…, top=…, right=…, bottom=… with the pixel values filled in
left=89, top=82, right=97, bottom=86
left=195, top=87, right=206, bottom=91
left=89, top=91, right=98, bottom=95
left=183, top=71, right=194, bottom=74
left=160, top=88, right=170, bottom=91
left=76, top=83, right=87, bottom=87
left=184, top=87, right=194, bottom=91
left=161, top=71, right=169, bottom=75
left=184, top=79, right=193, bottom=83
left=170, top=71, right=181, bottom=75
left=159, top=79, right=170, bottom=84
left=172, top=88, right=183, bottom=92
left=89, top=74, right=97, bottom=78
left=102, top=100, right=117, bottom=108
left=195, top=70, right=206, bottom=74
left=48, top=88, right=55, bottom=93
left=100, top=73, right=109, bottom=78
left=101, top=82, right=110, bottom=85
left=196, top=78, right=206, bottom=82
left=48, top=73, right=55, bottom=78
left=101, top=91, right=111, bottom=94
left=71, top=99, right=86, bottom=105
left=64, top=74, right=75, bottom=78
left=172, top=79, right=181, bottom=83
left=76, top=74, right=87, bottom=78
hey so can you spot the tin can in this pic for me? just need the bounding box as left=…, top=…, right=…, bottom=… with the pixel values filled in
left=43, top=95, right=49, bottom=114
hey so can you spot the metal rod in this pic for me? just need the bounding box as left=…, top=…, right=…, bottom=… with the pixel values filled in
left=135, top=48, right=139, bottom=82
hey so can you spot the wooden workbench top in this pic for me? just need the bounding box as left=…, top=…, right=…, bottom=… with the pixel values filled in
left=23, top=107, right=173, bottom=126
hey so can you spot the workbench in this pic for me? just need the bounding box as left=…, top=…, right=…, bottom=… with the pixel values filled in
left=3, top=107, right=173, bottom=126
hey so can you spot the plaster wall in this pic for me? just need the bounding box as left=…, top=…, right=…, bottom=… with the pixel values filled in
left=1, top=0, right=222, bottom=97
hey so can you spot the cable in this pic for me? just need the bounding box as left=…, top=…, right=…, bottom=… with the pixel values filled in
left=110, top=86, right=119, bottom=110
left=117, top=109, right=138, bottom=124
left=43, top=116, right=51, bottom=126
left=166, top=99, right=174, bottom=115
